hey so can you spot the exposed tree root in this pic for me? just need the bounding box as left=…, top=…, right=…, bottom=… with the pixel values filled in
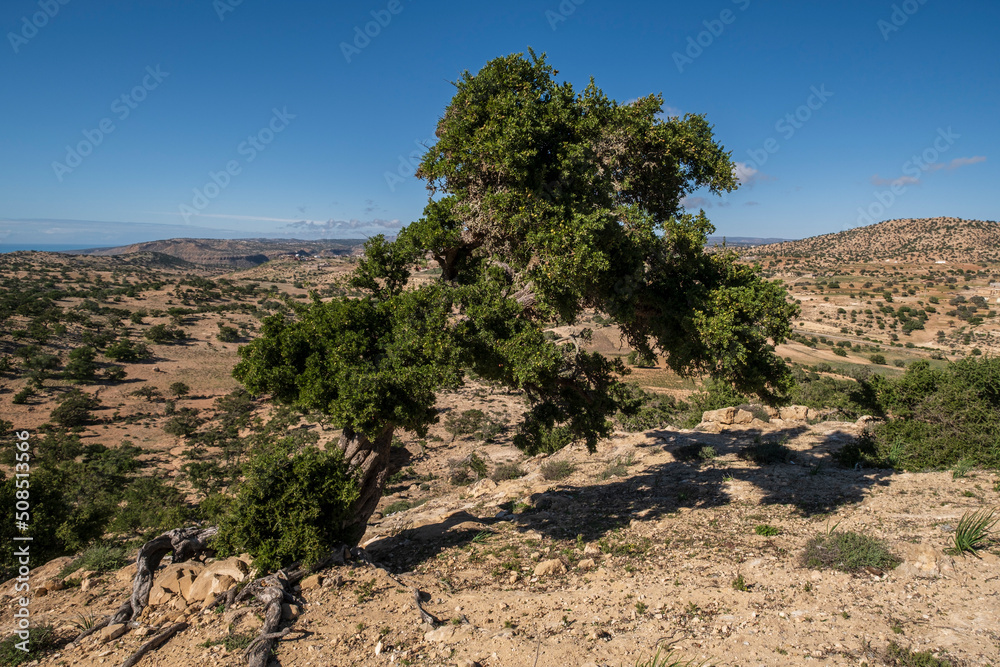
left=118, top=622, right=187, bottom=667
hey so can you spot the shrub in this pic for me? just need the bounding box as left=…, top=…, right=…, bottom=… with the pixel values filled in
left=869, top=354, right=887, bottom=365
left=162, top=408, right=203, bottom=438
left=168, top=381, right=190, bottom=397
left=0, top=625, right=58, bottom=666
left=50, top=389, right=101, bottom=427
left=738, top=440, right=791, bottom=465
left=754, top=524, right=780, bottom=536
left=216, top=324, right=240, bottom=343
left=104, top=338, right=151, bottom=362
left=444, top=409, right=486, bottom=442
left=841, top=357, right=1000, bottom=470
left=948, top=509, right=997, bottom=557
left=63, top=346, right=97, bottom=383
left=802, top=530, right=900, bottom=573
left=540, top=460, right=575, bottom=481
left=626, top=349, right=656, bottom=368
left=616, top=385, right=686, bottom=431
left=214, top=446, right=359, bottom=572
left=11, top=387, right=34, bottom=404
left=832, top=347, right=848, bottom=357
left=60, top=542, right=129, bottom=576
left=491, top=462, right=526, bottom=481
left=103, top=365, right=127, bottom=382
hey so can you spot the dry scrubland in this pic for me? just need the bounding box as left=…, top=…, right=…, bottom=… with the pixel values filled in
left=1, top=220, right=999, bottom=667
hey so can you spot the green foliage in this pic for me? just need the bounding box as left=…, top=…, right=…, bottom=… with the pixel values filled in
left=680, top=378, right=751, bottom=427
left=104, top=337, right=152, bottom=362
left=883, top=641, right=952, bottom=666
left=63, top=346, right=98, bottom=383
left=840, top=357, right=1000, bottom=470
left=214, top=445, right=359, bottom=573
left=163, top=408, right=203, bottom=438
left=168, top=381, right=190, bottom=397
left=50, top=389, right=101, bottom=427
left=60, top=542, right=130, bottom=576
left=616, top=384, right=686, bottom=431
left=144, top=323, right=186, bottom=344
left=103, top=365, right=127, bottom=382
left=627, top=349, right=656, bottom=368
left=216, top=324, right=240, bottom=342
left=444, top=409, right=486, bottom=442
left=754, top=524, right=780, bottom=536
left=0, top=625, right=58, bottom=666
left=802, top=530, right=900, bottom=573
left=738, top=440, right=792, bottom=466
left=869, top=353, right=887, bottom=365
left=948, top=509, right=997, bottom=557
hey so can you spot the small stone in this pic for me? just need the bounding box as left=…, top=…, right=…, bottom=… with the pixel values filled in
left=375, top=640, right=383, bottom=655
left=533, top=559, right=566, bottom=577
left=301, top=574, right=324, bottom=590
left=281, top=603, right=302, bottom=621
left=424, top=625, right=456, bottom=642
left=583, top=543, right=600, bottom=556
left=577, top=558, right=596, bottom=571
left=99, top=624, right=127, bottom=642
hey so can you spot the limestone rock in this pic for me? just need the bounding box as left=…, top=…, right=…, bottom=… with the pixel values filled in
left=188, top=574, right=236, bottom=604
left=577, top=558, right=596, bottom=571
left=281, top=603, right=302, bottom=621
left=702, top=407, right=736, bottom=425
left=300, top=574, right=324, bottom=590
left=779, top=405, right=809, bottom=421
left=100, top=624, right=128, bottom=642
left=733, top=409, right=755, bottom=425
left=534, top=559, right=567, bottom=576
left=149, top=582, right=173, bottom=607
left=898, top=543, right=953, bottom=578
left=424, top=625, right=456, bottom=642
left=156, top=562, right=203, bottom=602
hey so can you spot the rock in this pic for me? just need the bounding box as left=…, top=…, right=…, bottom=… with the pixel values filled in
left=80, top=577, right=97, bottom=592
left=577, top=558, right=596, bottom=571
left=43, top=578, right=65, bottom=592
left=779, top=405, right=809, bottom=421
left=115, top=563, right=138, bottom=585
left=100, top=624, right=128, bottom=642
left=156, top=563, right=203, bottom=601
left=188, top=574, right=236, bottom=604
left=702, top=407, right=736, bottom=425
left=583, top=543, right=600, bottom=556
left=35, top=587, right=48, bottom=598
left=508, top=572, right=518, bottom=585
left=470, top=479, right=497, bottom=497
left=281, top=603, right=302, bottom=621
left=187, top=557, right=249, bottom=603
left=898, top=543, right=952, bottom=578
left=375, top=640, right=383, bottom=655
left=424, top=625, right=456, bottom=642
left=300, top=574, right=324, bottom=590
left=149, top=583, right=173, bottom=607
left=534, top=559, right=566, bottom=576
left=733, top=409, right=755, bottom=425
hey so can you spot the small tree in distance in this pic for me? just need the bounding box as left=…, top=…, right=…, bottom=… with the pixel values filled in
left=233, top=51, right=797, bottom=550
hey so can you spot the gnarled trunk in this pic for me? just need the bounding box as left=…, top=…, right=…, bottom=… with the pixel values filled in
left=337, top=424, right=394, bottom=545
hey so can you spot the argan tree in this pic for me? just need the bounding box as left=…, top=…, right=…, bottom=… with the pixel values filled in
left=233, top=51, right=797, bottom=546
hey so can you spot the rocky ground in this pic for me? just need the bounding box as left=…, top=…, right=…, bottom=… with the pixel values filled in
left=4, top=408, right=999, bottom=667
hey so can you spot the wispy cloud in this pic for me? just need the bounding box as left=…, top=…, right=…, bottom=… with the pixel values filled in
left=284, top=218, right=401, bottom=237
left=744, top=201, right=760, bottom=207
left=681, top=195, right=712, bottom=209
left=870, top=155, right=986, bottom=187
left=733, top=161, right=772, bottom=187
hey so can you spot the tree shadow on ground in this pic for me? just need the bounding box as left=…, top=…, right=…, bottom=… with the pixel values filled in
left=369, top=424, right=895, bottom=567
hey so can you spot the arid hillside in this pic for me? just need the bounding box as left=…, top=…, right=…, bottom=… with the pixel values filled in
left=77, top=238, right=366, bottom=269
left=747, top=218, right=1000, bottom=264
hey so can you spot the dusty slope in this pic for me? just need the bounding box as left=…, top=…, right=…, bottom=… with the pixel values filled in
left=747, top=217, right=1000, bottom=264
left=5, top=413, right=999, bottom=667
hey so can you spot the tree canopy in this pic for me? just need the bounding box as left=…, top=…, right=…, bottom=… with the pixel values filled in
left=233, top=51, right=796, bottom=536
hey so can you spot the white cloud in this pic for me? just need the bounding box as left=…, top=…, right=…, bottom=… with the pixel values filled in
left=733, top=161, right=772, bottom=187
left=681, top=196, right=712, bottom=209
left=284, top=218, right=402, bottom=237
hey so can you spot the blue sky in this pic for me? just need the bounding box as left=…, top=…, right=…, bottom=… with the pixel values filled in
left=1, top=0, right=996, bottom=248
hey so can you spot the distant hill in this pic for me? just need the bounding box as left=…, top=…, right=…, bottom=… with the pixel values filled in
left=71, top=237, right=366, bottom=268
left=706, top=236, right=790, bottom=248
left=745, top=217, right=1000, bottom=264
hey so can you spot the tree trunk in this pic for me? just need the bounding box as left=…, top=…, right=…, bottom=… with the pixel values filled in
left=336, top=424, right=394, bottom=545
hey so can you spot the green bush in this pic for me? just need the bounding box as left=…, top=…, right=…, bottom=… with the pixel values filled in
left=444, top=409, right=486, bottom=442
left=869, top=353, right=887, bottom=365
left=616, top=384, right=686, bottom=431
left=50, top=389, right=101, bottom=427
left=214, top=446, right=359, bottom=573
left=0, top=625, right=58, bottom=666
left=802, top=530, right=900, bottom=573
left=216, top=324, right=240, bottom=343
left=104, top=338, right=152, bottom=362
left=839, top=357, right=1000, bottom=470
left=540, top=460, right=575, bottom=481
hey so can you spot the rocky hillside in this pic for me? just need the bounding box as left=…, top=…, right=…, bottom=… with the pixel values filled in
left=746, top=217, right=1000, bottom=264
left=74, top=238, right=366, bottom=268
left=4, top=405, right=998, bottom=667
